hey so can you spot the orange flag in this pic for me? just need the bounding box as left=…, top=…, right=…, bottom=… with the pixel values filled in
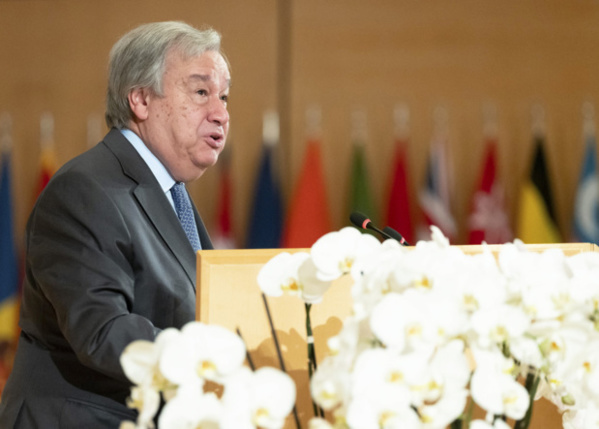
left=282, top=139, right=332, bottom=248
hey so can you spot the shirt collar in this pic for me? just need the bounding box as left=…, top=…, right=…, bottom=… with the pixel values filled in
left=119, top=128, right=176, bottom=194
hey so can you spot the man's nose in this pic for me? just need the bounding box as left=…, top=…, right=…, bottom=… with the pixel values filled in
left=208, top=97, right=229, bottom=125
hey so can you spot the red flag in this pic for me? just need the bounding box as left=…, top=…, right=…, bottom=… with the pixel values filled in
left=467, top=140, right=513, bottom=244
left=282, top=139, right=332, bottom=248
left=385, top=139, right=414, bottom=245
left=35, top=145, right=57, bottom=199
left=212, top=149, right=236, bottom=249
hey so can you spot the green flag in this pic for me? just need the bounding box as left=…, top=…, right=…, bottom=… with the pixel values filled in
left=349, top=142, right=378, bottom=229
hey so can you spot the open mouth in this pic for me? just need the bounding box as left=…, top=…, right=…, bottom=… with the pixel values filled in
left=207, top=132, right=224, bottom=147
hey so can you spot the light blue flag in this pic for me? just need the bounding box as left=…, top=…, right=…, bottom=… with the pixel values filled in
left=572, top=136, right=599, bottom=243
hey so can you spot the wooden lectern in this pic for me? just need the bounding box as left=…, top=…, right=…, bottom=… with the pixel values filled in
left=197, top=243, right=599, bottom=428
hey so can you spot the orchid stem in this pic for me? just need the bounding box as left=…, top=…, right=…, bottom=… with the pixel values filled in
left=262, top=294, right=302, bottom=429
left=305, top=303, right=324, bottom=418
left=514, top=371, right=540, bottom=429
left=235, top=327, right=255, bottom=371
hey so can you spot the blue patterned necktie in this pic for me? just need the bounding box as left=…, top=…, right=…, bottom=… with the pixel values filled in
left=170, top=182, right=202, bottom=252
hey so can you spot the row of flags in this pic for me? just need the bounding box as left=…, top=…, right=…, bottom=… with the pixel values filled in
left=213, top=107, right=598, bottom=250
left=0, top=107, right=596, bottom=388
left=0, top=113, right=57, bottom=394
left=0, top=115, right=19, bottom=394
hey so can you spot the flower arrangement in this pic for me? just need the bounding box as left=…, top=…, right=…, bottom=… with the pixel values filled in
left=257, top=226, right=599, bottom=429
left=119, top=321, right=296, bottom=429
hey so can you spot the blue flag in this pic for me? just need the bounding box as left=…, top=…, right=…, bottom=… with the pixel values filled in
left=572, top=136, right=599, bottom=243
left=0, top=150, right=19, bottom=342
left=246, top=144, right=284, bottom=248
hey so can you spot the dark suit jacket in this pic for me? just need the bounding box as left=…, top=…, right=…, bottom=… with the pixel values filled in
left=0, top=128, right=212, bottom=428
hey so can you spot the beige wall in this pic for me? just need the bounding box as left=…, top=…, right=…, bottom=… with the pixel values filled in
left=1, top=0, right=599, bottom=248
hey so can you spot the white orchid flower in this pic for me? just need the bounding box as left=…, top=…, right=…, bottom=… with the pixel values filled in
left=257, top=251, right=311, bottom=298
left=221, top=366, right=296, bottom=429
left=159, top=321, right=245, bottom=386
left=430, top=225, right=450, bottom=248
left=158, top=384, right=223, bottom=429
left=435, top=252, right=508, bottom=317
left=408, top=341, right=470, bottom=427
left=345, top=383, right=420, bottom=429
left=257, top=251, right=332, bottom=303
left=520, top=275, right=577, bottom=321
left=350, top=348, right=429, bottom=399
left=369, top=292, right=407, bottom=350
left=124, top=385, right=161, bottom=429
left=119, top=329, right=179, bottom=426
left=308, top=417, right=334, bottom=429
left=470, top=347, right=531, bottom=419
left=350, top=244, right=406, bottom=309
left=311, top=227, right=381, bottom=281
left=537, top=325, right=596, bottom=407
left=418, top=387, right=468, bottom=429
left=310, top=357, right=351, bottom=411
left=509, top=336, right=543, bottom=369
left=577, top=341, right=599, bottom=399
left=470, top=359, right=530, bottom=420
left=430, top=340, right=471, bottom=392
left=326, top=316, right=360, bottom=358
left=298, top=256, right=334, bottom=304
left=536, top=324, right=590, bottom=366
left=499, top=245, right=575, bottom=315
left=120, top=327, right=180, bottom=387
left=566, top=252, right=599, bottom=315
left=349, top=343, right=468, bottom=427
left=371, top=289, right=465, bottom=352
left=470, top=304, right=530, bottom=348
left=544, top=336, right=599, bottom=413
left=345, top=348, right=427, bottom=428
left=563, top=406, right=599, bottom=429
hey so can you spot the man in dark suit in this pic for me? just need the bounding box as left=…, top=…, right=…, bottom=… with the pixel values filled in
left=0, top=21, right=230, bottom=428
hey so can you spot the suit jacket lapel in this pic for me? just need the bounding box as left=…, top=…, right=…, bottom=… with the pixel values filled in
left=102, top=129, right=197, bottom=289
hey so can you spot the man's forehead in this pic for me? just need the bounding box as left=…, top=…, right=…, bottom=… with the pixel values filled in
left=169, top=50, right=231, bottom=85
left=187, top=73, right=231, bottom=87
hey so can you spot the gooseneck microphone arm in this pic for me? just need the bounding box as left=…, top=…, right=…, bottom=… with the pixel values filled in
left=382, top=226, right=410, bottom=246
left=349, top=211, right=410, bottom=246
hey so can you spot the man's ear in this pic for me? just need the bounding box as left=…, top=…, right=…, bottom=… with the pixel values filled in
left=128, top=87, right=151, bottom=121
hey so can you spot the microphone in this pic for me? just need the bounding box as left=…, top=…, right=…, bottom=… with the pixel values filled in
left=382, top=226, right=410, bottom=246
left=349, top=211, right=410, bottom=246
